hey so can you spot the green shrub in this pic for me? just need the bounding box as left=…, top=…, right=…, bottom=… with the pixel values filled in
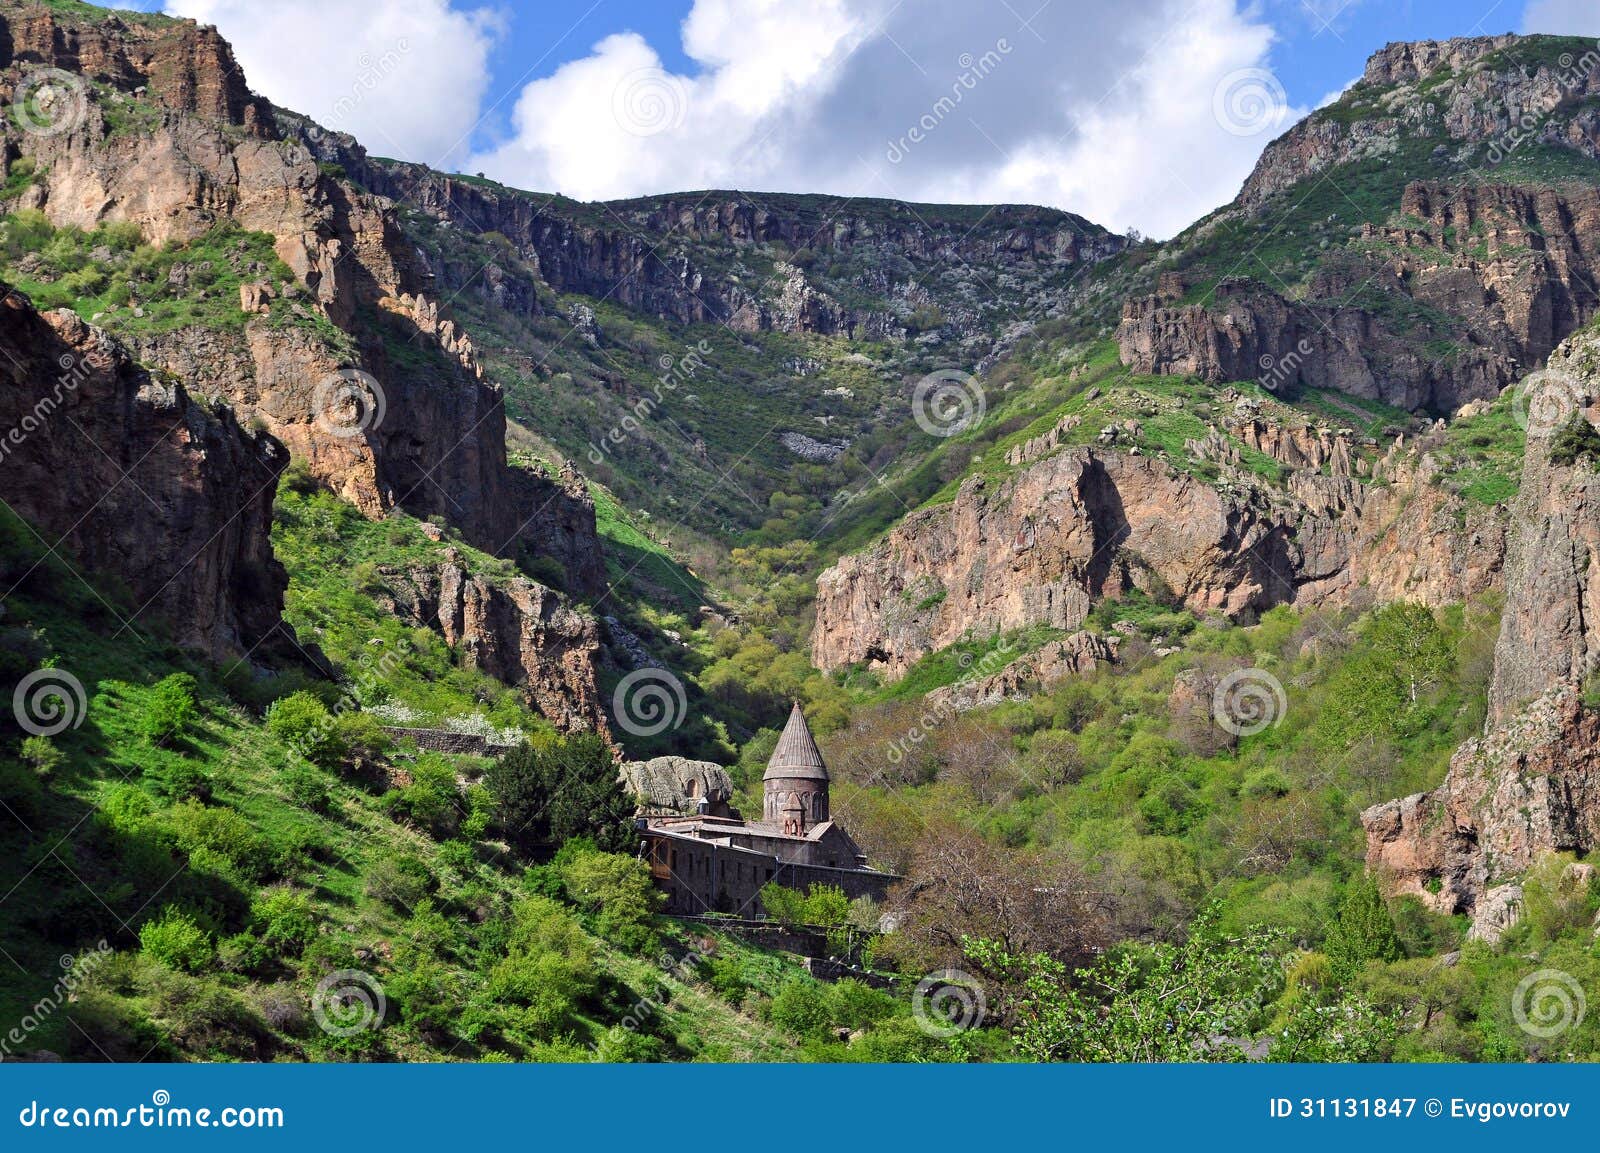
left=139, top=907, right=214, bottom=973
left=280, top=764, right=331, bottom=812
left=558, top=849, right=662, bottom=952
left=249, top=887, right=318, bottom=958
left=596, top=1027, right=666, bottom=1062
left=163, top=801, right=271, bottom=881
left=1550, top=412, right=1600, bottom=468
left=767, top=977, right=833, bottom=1039
left=363, top=853, right=434, bottom=910
left=266, top=692, right=346, bottom=768
left=20, top=735, right=65, bottom=777
left=141, top=673, right=198, bottom=744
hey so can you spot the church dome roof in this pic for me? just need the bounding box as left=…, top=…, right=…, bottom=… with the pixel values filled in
left=763, top=702, right=829, bottom=781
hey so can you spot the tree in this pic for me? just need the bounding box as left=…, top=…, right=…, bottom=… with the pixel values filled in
left=888, top=821, right=1108, bottom=974
left=484, top=735, right=634, bottom=854
left=968, top=908, right=1283, bottom=1062
left=558, top=849, right=662, bottom=952
left=1322, top=877, right=1404, bottom=979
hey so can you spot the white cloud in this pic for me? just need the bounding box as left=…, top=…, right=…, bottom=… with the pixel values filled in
left=1523, top=0, right=1600, bottom=36
left=164, top=0, right=499, bottom=166
left=469, top=0, right=1303, bottom=238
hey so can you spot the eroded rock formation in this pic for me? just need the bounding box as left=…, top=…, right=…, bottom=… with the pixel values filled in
left=813, top=437, right=1503, bottom=678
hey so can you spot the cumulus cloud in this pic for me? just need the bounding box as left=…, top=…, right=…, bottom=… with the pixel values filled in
left=468, top=0, right=1304, bottom=238
left=1523, top=0, right=1600, bottom=37
left=164, top=0, right=500, bottom=166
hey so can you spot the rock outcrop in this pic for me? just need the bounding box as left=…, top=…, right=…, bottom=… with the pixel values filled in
left=0, top=1, right=603, bottom=594
left=1119, top=36, right=1600, bottom=413
left=375, top=554, right=609, bottom=738
left=1363, top=323, right=1600, bottom=938
left=924, top=632, right=1118, bottom=712
left=0, top=286, right=286, bottom=660
left=813, top=438, right=1503, bottom=678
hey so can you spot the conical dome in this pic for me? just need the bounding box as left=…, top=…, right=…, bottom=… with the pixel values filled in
left=763, top=702, right=829, bottom=781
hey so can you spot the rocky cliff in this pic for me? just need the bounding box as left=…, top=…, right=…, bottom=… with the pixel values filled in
left=1118, top=35, right=1600, bottom=414
left=1363, top=323, right=1600, bottom=938
left=0, top=284, right=285, bottom=660
left=368, top=163, right=1127, bottom=345
left=0, top=1, right=603, bottom=594
left=374, top=552, right=609, bottom=739
left=813, top=428, right=1503, bottom=677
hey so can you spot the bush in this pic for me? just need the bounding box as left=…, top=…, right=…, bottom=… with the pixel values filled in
left=384, top=755, right=459, bottom=837
left=163, top=801, right=271, bottom=881
left=20, top=735, right=65, bottom=777
left=363, top=853, right=434, bottom=910
left=280, top=764, right=331, bottom=812
left=767, top=977, right=833, bottom=1039
left=249, top=887, right=318, bottom=959
left=141, top=673, right=198, bottom=744
left=596, top=1027, right=666, bottom=1062
left=266, top=692, right=346, bottom=768
left=139, top=907, right=214, bottom=973
left=558, top=850, right=662, bottom=952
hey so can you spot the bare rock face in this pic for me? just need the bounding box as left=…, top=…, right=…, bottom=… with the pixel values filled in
left=813, top=440, right=1502, bottom=678
left=0, top=3, right=603, bottom=594
left=375, top=556, right=609, bottom=739
left=0, top=287, right=286, bottom=660
left=1487, top=327, right=1600, bottom=726
left=1363, top=690, right=1600, bottom=939
left=1363, top=323, right=1600, bottom=935
left=1120, top=34, right=1600, bottom=413
left=367, top=165, right=1127, bottom=343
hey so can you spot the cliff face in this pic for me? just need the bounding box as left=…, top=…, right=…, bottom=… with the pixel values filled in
left=1241, top=37, right=1600, bottom=208
left=369, top=165, right=1127, bottom=343
left=812, top=432, right=1503, bottom=677
left=0, top=3, right=603, bottom=595
left=1119, top=181, right=1600, bottom=413
left=0, top=2, right=606, bottom=730
left=1363, top=324, right=1600, bottom=938
left=1119, top=36, right=1600, bottom=414
left=0, top=286, right=285, bottom=660
left=375, top=555, right=610, bottom=739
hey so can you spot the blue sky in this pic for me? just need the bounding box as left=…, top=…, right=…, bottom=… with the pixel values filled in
left=114, top=0, right=1599, bottom=236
